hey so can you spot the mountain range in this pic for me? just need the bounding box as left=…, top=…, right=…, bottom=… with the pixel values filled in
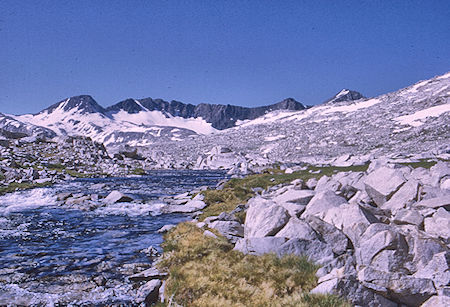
left=2, top=89, right=362, bottom=147
left=1, top=71, right=449, bottom=166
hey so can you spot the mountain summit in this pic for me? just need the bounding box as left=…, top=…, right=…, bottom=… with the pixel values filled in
left=324, top=89, right=365, bottom=104
left=42, top=95, right=107, bottom=115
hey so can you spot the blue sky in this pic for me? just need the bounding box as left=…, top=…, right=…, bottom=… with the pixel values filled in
left=1, top=0, right=449, bottom=114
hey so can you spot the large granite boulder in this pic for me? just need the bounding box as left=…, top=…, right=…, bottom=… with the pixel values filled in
left=357, top=267, right=436, bottom=306
left=300, top=190, right=347, bottom=220
left=364, top=166, right=406, bottom=206
left=244, top=197, right=290, bottom=237
left=275, top=217, right=318, bottom=241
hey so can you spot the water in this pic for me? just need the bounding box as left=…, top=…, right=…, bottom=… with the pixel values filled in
left=0, top=170, right=226, bottom=306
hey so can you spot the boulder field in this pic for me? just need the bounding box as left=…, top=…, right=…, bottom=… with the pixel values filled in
left=154, top=160, right=450, bottom=306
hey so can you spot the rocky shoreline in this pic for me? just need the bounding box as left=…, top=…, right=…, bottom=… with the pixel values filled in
left=141, top=159, right=450, bottom=306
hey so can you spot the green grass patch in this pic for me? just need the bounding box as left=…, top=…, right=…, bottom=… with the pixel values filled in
left=198, top=164, right=368, bottom=221
left=0, top=181, right=52, bottom=196
left=159, top=223, right=349, bottom=307
left=398, top=159, right=437, bottom=169
left=131, top=167, right=146, bottom=175
left=65, top=169, right=90, bottom=178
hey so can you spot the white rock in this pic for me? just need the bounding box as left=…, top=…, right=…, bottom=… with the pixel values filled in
left=272, top=188, right=315, bottom=206
left=420, top=295, right=450, bottom=307
left=364, top=166, right=406, bottom=206
left=301, top=190, right=347, bottom=220
left=393, top=209, right=424, bottom=226
left=203, top=230, right=217, bottom=238
left=104, top=190, right=134, bottom=204
left=441, top=178, right=450, bottom=190
left=322, top=203, right=378, bottom=232
left=234, top=237, right=287, bottom=255
left=157, top=224, right=176, bottom=233
left=424, top=208, right=450, bottom=239
left=310, top=278, right=339, bottom=295
left=382, top=179, right=420, bottom=213
left=414, top=195, right=450, bottom=209
left=414, top=252, right=450, bottom=289
left=275, top=217, right=318, bottom=240
left=244, top=197, right=290, bottom=237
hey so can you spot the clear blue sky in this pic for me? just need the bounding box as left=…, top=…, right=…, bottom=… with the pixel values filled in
left=1, top=0, right=449, bottom=114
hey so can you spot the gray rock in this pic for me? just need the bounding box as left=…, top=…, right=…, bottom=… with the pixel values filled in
left=300, top=190, right=347, bottom=219
left=315, top=176, right=342, bottom=192
left=209, top=220, right=244, bottom=243
left=244, top=197, right=290, bottom=237
left=90, top=183, right=106, bottom=190
left=414, top=252, right=450, bottom=289
left=382, top=179, right=420, bottom=213
left=310, top=277, right=339, bottom=295
left=56, top=192, right=72, bottom=201
left=356, top=224, right=409, bottom=271
left=393, top=208, right=424, bottom=226
left=65, top=195, right=91, bottom=205
left=157, top=224, right=176, bottom=233
left=364, top=166, right=406, bottom=206
left=272, top=188, right=315, bottom=206
left=306, top=216, right=349, bottom=256
left=135, top=279, right=162, bottom=305
left=129, top=267, right=168, bottom=282
left=441, top=178, right=450, bottom=190
left=163, top=199, right=208, bottom=213
left=430, top=162, right=450, bottom=186
left=322, top=203, right=378, bottom=233
left=234, top=237, right=287, bottom=255
left=403, top=228, right=448, bottom=274
left=424, top=208, right=450, bottom=240
left=357, top=266, right=436, bottom=306
left=275, top=217, right=318, bottom=241
left=306, top=177, right=318, bottom=190
left=217, top=211, right=239, bottom=221
left=277, top=238, right=335, bottom=264
left=278, top=202, right=306, bottom=217
left=104, top=190, right=133, bottom=203
left=414, top=195, right=450, bottom=210
left=420, top=295, right=450, bottom=307
left=184, top=199, right=208, bottom=210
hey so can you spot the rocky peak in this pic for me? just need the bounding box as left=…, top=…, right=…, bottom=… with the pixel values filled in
left=324, top=89, right=365, bottom=104
left=269, top=98, right=306, bottom=110
left=106, top=98, right=144, bottom=114
left=43, top=95, right=106, bottom=115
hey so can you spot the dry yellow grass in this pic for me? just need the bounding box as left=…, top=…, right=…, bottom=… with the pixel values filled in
left=159, top=223, right=350, bottom=307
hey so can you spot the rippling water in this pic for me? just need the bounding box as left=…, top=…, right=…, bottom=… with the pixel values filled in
left=0, top=170, right=226, bottom=306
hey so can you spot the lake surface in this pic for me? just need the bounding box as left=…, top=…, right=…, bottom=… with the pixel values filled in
left=0, top=170, right=226, bottom=306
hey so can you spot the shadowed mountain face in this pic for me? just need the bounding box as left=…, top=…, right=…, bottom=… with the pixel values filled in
left=106, top=97, right=307, bottom=129
left=42, top=95, right=107, bottom=115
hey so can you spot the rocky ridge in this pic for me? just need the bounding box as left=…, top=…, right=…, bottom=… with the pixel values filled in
left=144, top=72, right=450, bottom=169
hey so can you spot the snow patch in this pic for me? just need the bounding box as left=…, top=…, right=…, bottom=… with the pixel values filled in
left=322, top=98, right=381, bottom=114
left=265, top=134, right=286, bottom=141
left=393, top=103, right=450, bottom=127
